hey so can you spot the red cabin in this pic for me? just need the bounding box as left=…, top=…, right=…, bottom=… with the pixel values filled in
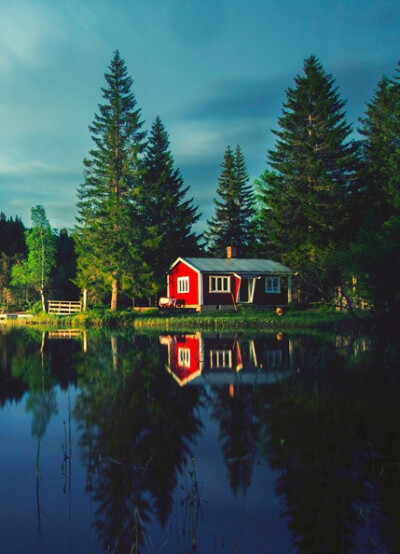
left=166, top=251, right=293, bottom=312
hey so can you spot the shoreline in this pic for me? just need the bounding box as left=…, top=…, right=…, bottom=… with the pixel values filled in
left=0, top=306, right=369, bottom=333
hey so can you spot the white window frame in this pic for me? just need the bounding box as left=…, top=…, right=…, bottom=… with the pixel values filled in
left=265, top=276, right=281, bottom=294
left=177, top=276, right=189, bottom=293
left=210, top=349, right=232, bottom=368
left=266, top=350, right=283, bottom=368
left=178, top=347, right=190, bottom=368
left=209, top=275, right=231, bottom=293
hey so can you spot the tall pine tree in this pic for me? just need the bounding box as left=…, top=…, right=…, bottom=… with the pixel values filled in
left=205, top=145, right=255, bottom=257
left=342, top=63, right=400, bottom=312
left=260, top=55, right=358, bottom=295
left=75, top=51, right=147, bottom=310
left=358, top=72, right=400, bottom=225
left=140, top=116, right=200, bottom=296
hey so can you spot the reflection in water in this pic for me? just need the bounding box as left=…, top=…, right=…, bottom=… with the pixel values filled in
left=73, top=333, right=204, bottom=552
left=160, top=332, right=295, bottom=387
left=0, top=325, right=399, bottom=552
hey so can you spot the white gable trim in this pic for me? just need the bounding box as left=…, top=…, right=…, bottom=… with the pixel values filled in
left=169, top=257, right=201, bottom=275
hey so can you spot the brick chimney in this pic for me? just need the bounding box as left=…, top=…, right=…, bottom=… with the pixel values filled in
left=227, top=246, right=237, bottom=259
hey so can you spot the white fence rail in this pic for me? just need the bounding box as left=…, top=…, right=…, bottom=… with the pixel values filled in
left=48, top=300, right=82, bottom=315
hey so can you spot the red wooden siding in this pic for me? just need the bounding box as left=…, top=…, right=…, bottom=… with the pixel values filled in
left=162, top=334, right=201, bottom=386
left=169, top=260, right=199, bottom=306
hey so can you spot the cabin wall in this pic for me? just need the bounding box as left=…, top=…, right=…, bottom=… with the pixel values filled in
left=253, top=277, right=288, bottom=306
left=202, top=274, right=236, bottom=308
left=169, top=262, right=199, bottom=306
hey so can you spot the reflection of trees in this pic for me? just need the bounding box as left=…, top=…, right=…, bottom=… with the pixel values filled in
left=261, top=389, right=369, bottom=553
left=10, top=330, right=58, bottom=541
left=258, top=331, right=400, bottom=553
left=210, top=385, right=259, bottom=496
left=74, top=332, right=203, bottom=553
left=0, top=327, right=28, bottom=405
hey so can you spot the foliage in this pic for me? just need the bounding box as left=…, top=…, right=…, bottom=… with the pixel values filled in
left=0, top=212, right=26, bottom=257
left=259, top=55, right=358, bottom=297
left=51, top=229, right=79, bottom=300
left=11, top=205, right=56, bottom=311
left=75, top=50, right=149, bottom=310
left=0, top=214, right=26, bottom=309
left=139, top=116, right=201, bottom=294
left=205, top=145, right=256, bottom=256
left=358, top=72, right=400, bottom=226
left=339, top=64, right=400, bottom=313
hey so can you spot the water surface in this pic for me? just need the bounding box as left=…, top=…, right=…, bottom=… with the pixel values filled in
left=0, top=325, right=399, bottom=553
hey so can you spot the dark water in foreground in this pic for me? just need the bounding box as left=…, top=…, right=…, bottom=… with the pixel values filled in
left=0, top=325, right=399, bottom=553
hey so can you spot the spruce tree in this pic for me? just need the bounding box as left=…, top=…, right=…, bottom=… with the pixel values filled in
left=205, top=145, right=255, bottom=256
left=358, top=72, right=400, bottom=225
left=260, top=55, right=358, bottom=293
left=140, top=116, right=200, bottom=294
left=75, top=51, right=147, bottom=310
left=343, top=64, right=400, bottom=312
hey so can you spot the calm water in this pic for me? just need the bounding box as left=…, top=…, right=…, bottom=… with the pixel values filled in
left=0, top=324, right=399, bottom=553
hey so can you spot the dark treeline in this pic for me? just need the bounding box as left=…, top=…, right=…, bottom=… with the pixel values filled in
left=1, top=52, right=399, bottom=313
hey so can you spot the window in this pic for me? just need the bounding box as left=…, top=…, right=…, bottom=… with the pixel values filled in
left=178, top=347, right=190, bottom=368
left=265, top=276, right=281, bottom=293
left=177, top=276, right=189, bottom=293
left=210, top=350, right=232, bottom=368
left=266, top=350, right=283, bottom=368
left=209, top=275, right=230, bottom=293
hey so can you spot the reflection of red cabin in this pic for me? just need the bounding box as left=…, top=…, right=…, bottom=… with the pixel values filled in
left=160, top=333, right=294, bottom=387
left=166, top=250, right=293, bottom=312
left=160, top=334, right=202, bottom=386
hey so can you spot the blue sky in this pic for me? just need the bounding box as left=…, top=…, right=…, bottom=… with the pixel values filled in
left=0, top=0, right=399, bottom=232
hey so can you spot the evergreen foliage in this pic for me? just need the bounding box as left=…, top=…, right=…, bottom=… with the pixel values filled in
left=341, top=64, right=400, bottom=312
left=0, top=214, right=27, bottom=309
left=140, top=116, right=201, bottom=294
left=75, top=51, right=149, bottom=310
left=259, top=55, right=358, bottom=297
left=2, top=54, right=400, bottom=314
left=205, top=145, right=256, bottom=256
left=358, top=71, right=400, bottom=225
left=0, top=213, right=26, bottom=257
left=52, top=229, right=79, bottom=300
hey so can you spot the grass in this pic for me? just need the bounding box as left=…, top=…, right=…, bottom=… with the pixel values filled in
left=1, top=303, right=367, bottom=332
left=131, top=304, right=357, bottom=332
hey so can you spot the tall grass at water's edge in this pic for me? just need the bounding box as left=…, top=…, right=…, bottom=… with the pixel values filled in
left=1, top=305, right=371, bottom=332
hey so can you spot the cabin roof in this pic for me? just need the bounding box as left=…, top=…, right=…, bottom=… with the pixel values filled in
left=172, top=257, right=293, bottom=275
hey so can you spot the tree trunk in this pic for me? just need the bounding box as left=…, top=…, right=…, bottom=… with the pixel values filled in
left=111, top=278, right=118, bottom=311
left=40, top=290, right=46, bottom=312
left=83, top=289, right=88, bottom=312
left=111, top=334, right=119, bottom=370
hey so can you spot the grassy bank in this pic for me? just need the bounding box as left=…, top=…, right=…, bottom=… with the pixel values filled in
left=1, top=304, right=363, bottom=332
left=130, top=305, right=358, bottom=332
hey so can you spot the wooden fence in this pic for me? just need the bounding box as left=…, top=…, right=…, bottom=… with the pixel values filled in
left=48, top=300, right=82, bottom=315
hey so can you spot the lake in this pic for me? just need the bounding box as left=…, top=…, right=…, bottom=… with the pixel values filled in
left=0, top=324, right=399, bottom=553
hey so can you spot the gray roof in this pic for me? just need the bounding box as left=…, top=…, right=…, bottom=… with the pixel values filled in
left=179, top=257, right=293, bottom=275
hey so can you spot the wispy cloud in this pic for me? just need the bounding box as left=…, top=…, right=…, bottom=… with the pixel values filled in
left=0, top=4, right=61, bottom=70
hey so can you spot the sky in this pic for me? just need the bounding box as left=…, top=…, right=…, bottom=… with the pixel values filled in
left=0, top=0, right=399, bottom=233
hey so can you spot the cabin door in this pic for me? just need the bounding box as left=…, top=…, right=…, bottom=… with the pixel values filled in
left=239, top=278, right=255, bottom=303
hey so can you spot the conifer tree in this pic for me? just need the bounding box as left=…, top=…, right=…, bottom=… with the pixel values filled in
left=140, top=116, right=200, bottom=294
left=260, top=55, right=358, bottom=293
left=358, top=72, right=400, bottom=225
left=75, top=51, right=148, bottom=310
left=205, top=145, right=255, bottom=256
left=342, top=64, right=400, bottom=312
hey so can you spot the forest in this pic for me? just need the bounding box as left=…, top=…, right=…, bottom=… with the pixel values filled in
left=0, top=52, right=399, bottom=314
